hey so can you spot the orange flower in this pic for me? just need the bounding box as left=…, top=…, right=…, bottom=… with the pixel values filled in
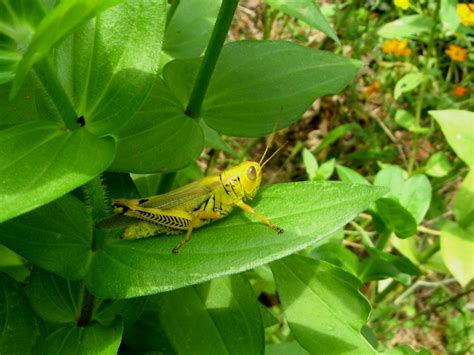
left=445, top=44, right=468, bottom=62
left=454, top=86, right=467, bottom=97
left=382, top=39, right=412, bottom=56
left=457, top=3, right=474, bottom=26
left=365, top=81, right=381, bottom=96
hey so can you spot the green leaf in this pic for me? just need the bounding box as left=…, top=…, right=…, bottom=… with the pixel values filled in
left=151, top=275, right=263, bottom=354
left=166, top=40, right=360, bottom=137
left=302, top=148, right=318, bottom=180
left=0, top=194, right=93, bottom=280
left=453, top=170, right=474, bottom=228
left=0, top=121, right=115, bottom=223
left=439, top=0, right=460, bottom=34
left=200, top=120, right=233, bottom=154
left=0, top=244, right=29, bottom=282
left=0, top=77, right=39, bottom=127
left=395, top=110, right=430, bottom=134
left=375, top=198, right=418, bottom=238
left=0, top=274, right=39, bottom=354
left=163, top=0, right=221, bottom=58
left=109, top=78, right=204, bottom=173
left=10, top=0, right=125, bottom=98
left=377, top=15, right=434, bottom=39
left=424, top=152, right=453, bottom=178
left=336, top=165, right=370, bottom=185
left=374, top=165, right=405, bottom=199
left=310, top=242, right=360, bottom=276
left=359, top=247, right=422, bottom=283
left=52, top=0, right=166, bottom=136
left=271, top=255, right=375, bottom=354
left=34, top=318, right=123, bottom=355
left=315, top=158, right=335, bottom=181
left=266, top=0, right=339, bottom=43
left=394, top=73, right=425, bottom=100
left=399, top=175, right=431, bottom=224
left=314, top=123, right=364, bottom=154
left=430, top=110, right=474, bottom=167
left=440, top=222, right=474, bottom=287
left=27, top=267, right=82, bottom=324
left=0, top=0, right=46, bottom=84
left=86, top=182, right=386, bottom=298
left=266, top=341, right=309, bottom=355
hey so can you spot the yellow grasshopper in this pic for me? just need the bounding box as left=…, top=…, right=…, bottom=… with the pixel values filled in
left=97, top=145, right=284, bottom=253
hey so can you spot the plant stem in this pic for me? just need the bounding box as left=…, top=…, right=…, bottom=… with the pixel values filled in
left=185, top=0, right=239, bottom=118
left=77, top=287, right=95, bottom=327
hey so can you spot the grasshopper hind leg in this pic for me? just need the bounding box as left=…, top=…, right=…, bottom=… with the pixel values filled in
left=172, top=225, right=194, bottom=254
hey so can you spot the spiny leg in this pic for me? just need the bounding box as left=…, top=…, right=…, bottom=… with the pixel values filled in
left=171, top=210, right=225, bottom=254
left=172, top=224, right=194, bottom=254
left=236, top=201, right=284, bottom=233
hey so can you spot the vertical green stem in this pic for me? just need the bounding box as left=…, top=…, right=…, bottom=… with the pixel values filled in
left=77, top=288, right=95, bottom=327
left=185, top=0, right=239, bottom=118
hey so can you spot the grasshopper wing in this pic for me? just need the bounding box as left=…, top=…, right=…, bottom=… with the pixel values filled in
left=95, top=214, right=139, bottom=229
left=139, top=177, right=221, bottom=211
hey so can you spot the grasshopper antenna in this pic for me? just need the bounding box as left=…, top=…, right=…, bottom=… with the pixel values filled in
left=259, top=108, right=283, bottom=166
left=261, top=142, right=287, bottom=168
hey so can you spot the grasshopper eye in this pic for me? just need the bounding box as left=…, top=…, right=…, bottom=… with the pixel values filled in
left=247, top=166, right=257, bottom=180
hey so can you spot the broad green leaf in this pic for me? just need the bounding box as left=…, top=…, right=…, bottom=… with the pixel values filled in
left=359, top=247, right=421, bottom=283
left=395, top=110, right=430, bottom=134
left=314, top=123, right=364, bottom=154
left=424, top=152, right=453, bottom=178
left=0, top=77, right=39, bottom=126
left=399, top=175, right=431, bottom=224
left=52, top=0, right=166, bottom=136
left=266, top=0, right=339, bottom=43
left=0, top=194, right=93, bottom=280
left=86, top=182, right=387, bottom=298
left=374, top=165, right=405, bottom=199
left=377, top=15, right=434, bottom=39
left=271, top=255, right=375, bottom=354
left=375, top=198, right=417, bottom=238
left=200, top=120, right=233, bottom=154
left=394, top=73, right=425, bottom=100
left=27, top=267, right=82, bottom=324
left=430, top=110, right=474, bottom=167
left=391, top=237, right=420, bottom=265
left=302, top=148, right=318, bottom=180
left=132, top=163, right=204, bottom=197
left=94, top=297, right=146, bottom=328
left=34, top=318, right=123, bottom=355
left=315, top=158, right=335, bottom=181
left=150, top=275, right=263, bottom=354
left=10, top=0, right=125, bottom=98
left=109, top=78, right=203, bottom=173
left=310, top=242, right=359, bottom=276
left=453, top=170, right=474, bottom=228
left=204, top=41, right=360, bottom=136
left=0, top=0, right=46, bottom=84
left=439, top=0, right=460, bottom=34
left=266, top=341, right=309, bottom=355
left=336, top=165, right=370, bottom=185
left=0, top=244, right=29, bottom=282
left=0, top=121, right=115, bottom=223
left=0, top=274, right=39, bottom=354
left=163, top=0, right=221, bottom=58
left=440, top=222, right=474, bottom=287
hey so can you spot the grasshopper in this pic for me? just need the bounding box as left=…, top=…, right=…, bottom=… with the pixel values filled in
left=97, top=144, right=284, bottom=253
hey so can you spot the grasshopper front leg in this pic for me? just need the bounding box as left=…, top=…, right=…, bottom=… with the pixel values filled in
left=236, top=201, right=284, bottom=233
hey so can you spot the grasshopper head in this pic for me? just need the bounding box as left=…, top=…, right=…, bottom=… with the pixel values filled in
left=238, top=161, right=263, bottom=199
